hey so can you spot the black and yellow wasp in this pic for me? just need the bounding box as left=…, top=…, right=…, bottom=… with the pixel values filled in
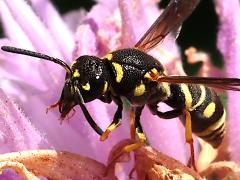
left=2, top=0, right=240, bottom=169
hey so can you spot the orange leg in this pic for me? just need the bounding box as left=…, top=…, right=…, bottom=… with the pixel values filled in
left=183, top=109, right=197, bottom=171
left=46, top=101, right=60, bottom=113
left=106, top=106, right=145, bottom=173
left=130, top=107, right=136, bottom=140
left=100, top=102, right=123, bottom=141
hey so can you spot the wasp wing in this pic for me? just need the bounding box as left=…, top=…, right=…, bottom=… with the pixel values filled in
left=157, top=76, right=240, bottom=91
left=135, top=0, right=200, bottom=52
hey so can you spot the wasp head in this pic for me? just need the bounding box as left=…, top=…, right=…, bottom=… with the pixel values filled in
left=58, top=55, right=109, bottom=118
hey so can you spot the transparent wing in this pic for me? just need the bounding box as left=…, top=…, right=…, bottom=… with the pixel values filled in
left=135, top=0, right=200, bottom=52
left=157, top=76, right=240, bottom=91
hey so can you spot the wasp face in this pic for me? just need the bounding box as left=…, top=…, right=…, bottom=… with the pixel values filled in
left=58, top=55, right=109, bottom=118
left=57, top=79, right=76, bottom=118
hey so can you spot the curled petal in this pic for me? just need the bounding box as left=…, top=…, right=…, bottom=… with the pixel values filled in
left=107, top=139, right=202, bottom=180
left=0, top=150, right=117, bottom=179
left=200, top=161, right=240, bottom=179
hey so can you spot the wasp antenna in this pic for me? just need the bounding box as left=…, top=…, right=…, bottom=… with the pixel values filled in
left=1, top=46, right=72, bottom=75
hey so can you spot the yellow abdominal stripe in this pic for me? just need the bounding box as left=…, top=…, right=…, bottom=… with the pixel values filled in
left=203, top=102, right=216, bottom=118
left=190, top=85, right=206, bottom=111
left=181, top=84, right=192, bottom=109
left=112, top=62, right=123, bottom=83
left=196, top=110, right=226, bottom=137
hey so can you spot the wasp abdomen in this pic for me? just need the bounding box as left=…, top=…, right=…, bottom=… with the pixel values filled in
left=165, top=83, right=226, bottom=148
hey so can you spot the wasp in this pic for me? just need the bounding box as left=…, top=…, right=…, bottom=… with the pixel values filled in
left=2, top=0, right=240, bottom=169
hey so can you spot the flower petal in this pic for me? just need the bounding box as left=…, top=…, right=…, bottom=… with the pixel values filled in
left=0, top=89, right=50, bottom=152
left=30, top=0, right=74, bottom=60
left=0, top=150, right=117, bottom=179
left=216, top=0, right=240, bottom=163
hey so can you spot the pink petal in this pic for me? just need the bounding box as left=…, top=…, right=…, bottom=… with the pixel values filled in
left=0, top=89, right=50, bottom=152
left=0, top=169, right=23, bottom=180
left=3, top=0, right=61, bottom=57
left=216, top=0, right=240, bottom=163
left=30, top=0, right=74, bottom=60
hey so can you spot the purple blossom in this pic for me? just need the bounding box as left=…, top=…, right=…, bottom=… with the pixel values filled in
left=216, top=0, right=240, bottom=164
left=1, top=0, right=239, bottom=178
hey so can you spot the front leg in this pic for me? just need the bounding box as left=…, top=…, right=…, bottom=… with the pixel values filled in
left=123, top=106, right=146, bottom=152
left=100, top=96, right=123, bottom=141
left=74, top=86, right=104, bottom=136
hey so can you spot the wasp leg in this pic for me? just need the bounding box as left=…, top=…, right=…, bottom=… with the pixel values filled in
left=100, top=97, right=123, bottom=141
left=183, top=109, right=197, bottom=171
left=148, top=104, right=182, bottom=119
left=46, top=101, right=60, bottom=113
left=105, top=106, right=145, bottom=174
left=74, top=86, right=104, bottom=136
left=122, top=106, right=146, bottom=152
left=99, top=91, right=112, bottom=104
left=130, top=107, right=136, bottom=140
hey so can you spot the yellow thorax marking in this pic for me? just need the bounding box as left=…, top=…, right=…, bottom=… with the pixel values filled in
left=144, top=72, right=151, bottom=80
left=103, top=81, right=108, bottom=93
left=203, top=102, right=216, bottom=118
left=144, top=68, right=159, bottom=80
left=112, top=62, right=124, bottom=83
left=105, top=53, right=113, bottom=61
left=151, top=68, right=158, bottom=75
left=82, top=82, right=90, bottom=91
left=162, top=82, right=171, bottom=97
left=134, top=83, right=145, bottom=96
left=73, top=69, right=80, bottom=78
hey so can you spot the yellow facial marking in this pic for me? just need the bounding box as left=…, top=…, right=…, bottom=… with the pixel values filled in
left=103, top=81, right=108, bottom=93
left=105, top=53, right=113, bottom=61
left=82, top=83, right=90, bottom=91
left=203, top=102, right=216, bottom=118
left=181, top=84, right=192, bottom=109
left=134, top=83, right=145, bottom=96
left=190, top=85, right=206, bottom=111
left=196, top=109, right=226, bottom=137
left=112, top=62, right=124, bottom=83
left=73, top=69, right=80, bottom=78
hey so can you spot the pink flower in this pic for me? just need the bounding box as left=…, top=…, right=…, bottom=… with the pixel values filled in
left=216, top=0, right=240, bottom=164
left=4, top=0, right=238, bottom=178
